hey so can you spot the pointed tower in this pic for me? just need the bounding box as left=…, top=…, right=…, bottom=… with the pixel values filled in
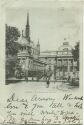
left=37, top=39, right=40, bottom=55
left=25, top=12, right=30, bottom=41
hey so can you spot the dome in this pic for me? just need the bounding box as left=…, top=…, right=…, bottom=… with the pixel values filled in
left=58, top=42, right=72, bottom=51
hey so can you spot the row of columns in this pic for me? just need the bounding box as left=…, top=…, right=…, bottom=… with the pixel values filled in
left=54, top=58, right=75, bottom=79
left=55, top=58, right=74, bottom=71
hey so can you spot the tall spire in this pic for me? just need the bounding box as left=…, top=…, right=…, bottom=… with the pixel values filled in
left=25, top=12, right=30, bottom=41
left=38, top=39, right=39, bottom=44
left=27, top=12, right=29, bottom=26
left=37, top=39, right=40, bottom=55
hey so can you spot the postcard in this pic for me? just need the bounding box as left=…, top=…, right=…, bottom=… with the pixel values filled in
left=0, top=0, right=83, bottom=124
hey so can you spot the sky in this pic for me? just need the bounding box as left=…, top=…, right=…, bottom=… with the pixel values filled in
left=6, top=2, right=82, bottom=52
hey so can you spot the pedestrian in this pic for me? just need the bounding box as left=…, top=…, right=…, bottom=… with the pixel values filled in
left=46, top=77, right=50, bottom=88
left=46, top=67, right=52, bottom=88
left=25, top=70, right=28, bottom=81
left=68, top=75, right=71, bottom=82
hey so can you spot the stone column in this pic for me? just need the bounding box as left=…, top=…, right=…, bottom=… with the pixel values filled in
left=61, top=58, right=63, bottom=79
left=56, top=58, right=58, bottom=78
left=25, top=58, right=29, bottom=81
left=67, top=59, right=70, bottom=78
left=72, top=59, right=74, bottom=72
left=57, top=59, right=60, bottom=77
left=54, top=58, right=57, bottom=81
left=62, top=59, right=65, bottom=79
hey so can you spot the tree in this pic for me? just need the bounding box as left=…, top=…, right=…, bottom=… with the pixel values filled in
left=72, top=42, right=79, bottom=71
left=6, top=24, right=21, bottom=56
left=6, top=25, right=21, bottom=79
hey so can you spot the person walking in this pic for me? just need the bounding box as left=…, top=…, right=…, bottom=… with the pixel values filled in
left=46, top=66, right=52, bottom=88
left=46, top=76, right=50, bottom=88
left=25, top=69, right=28, bottom=81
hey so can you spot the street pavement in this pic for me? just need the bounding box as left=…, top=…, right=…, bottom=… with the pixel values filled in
left=2, top=80, right=79, bottom=94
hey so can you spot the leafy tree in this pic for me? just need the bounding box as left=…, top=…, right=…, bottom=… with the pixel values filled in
left=72, top=42, right=79, bottom=71
left=6, top=25, right=21, bottom=79
left=6, top=24, right=21, bottom=56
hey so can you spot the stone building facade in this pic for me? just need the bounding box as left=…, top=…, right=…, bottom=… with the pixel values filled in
left=17, top=13, right=46, bottom=78
left=39, top=42, right=78, bottom=80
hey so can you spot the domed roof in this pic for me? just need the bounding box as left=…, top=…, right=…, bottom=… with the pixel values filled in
left=58, top=42, right=72, bottom=51
left=17, top=36, right=30, bottom=46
